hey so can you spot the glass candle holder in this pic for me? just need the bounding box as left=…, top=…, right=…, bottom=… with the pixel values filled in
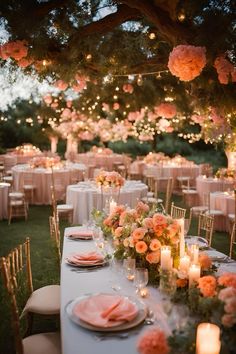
left=159, top=268, right=177, bottom=296
left=123, top=258, right=136, bottom=281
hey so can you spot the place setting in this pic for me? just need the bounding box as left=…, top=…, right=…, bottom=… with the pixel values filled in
left=65, top=226, right=94, bottom=241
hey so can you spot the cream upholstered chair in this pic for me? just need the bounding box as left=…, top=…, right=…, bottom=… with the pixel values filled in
left=170, top=202, right=187, bottom=219
left=0, top=256, right=61, bottom=354
left=1, top=238, right=60, bottom=334
left=8, top=192, right=28, bottom=225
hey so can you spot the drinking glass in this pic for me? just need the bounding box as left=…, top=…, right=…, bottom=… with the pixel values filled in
left=123, top=258, right=136, bottom=281
left=134, top=268, right=148, bottom=293
left=110, top=256, right=123, bottom=291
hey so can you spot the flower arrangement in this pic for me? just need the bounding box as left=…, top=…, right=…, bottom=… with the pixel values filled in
left=95, top=171, right=125, bottom=188
left=143, top=152, right=168, bottom=165
left=90, top=146, right=113, bottom=155
left=215, top=168, right=235, bottom=179
left=0, top=40, right=28, bottom=61
left=155, top=103, right=177, bottom=119
left=168, top=45, right=206, bottom=81
left=103, top=202, right=180, bottom=270
left=214, top=55, right=236, bottom=85
left=29, top=156, right=61, bottom=169
left=14, top=144, right=41, bottom=156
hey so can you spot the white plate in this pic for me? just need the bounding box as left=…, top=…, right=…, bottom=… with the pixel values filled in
left=66, top=293, right=147, bottom=332
left=65, top=258, right=106, bottom=268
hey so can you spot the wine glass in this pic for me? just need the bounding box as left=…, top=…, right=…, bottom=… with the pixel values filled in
left=123, top=258, right=136, bottom=281
left=134, top=268, right=148, bottom=295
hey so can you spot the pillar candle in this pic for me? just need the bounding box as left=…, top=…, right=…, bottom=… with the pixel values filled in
left=191, top=244, right=199, bottom=264
left=179, top=254, right=190, bottom=273
left=109, top=199, right=117, bottom=214
left=176, top=218, right=185, bottom=258
left=189, top=264, right=201, bottom=287
left=160, top=246, right=172, bottom=270
left=196, top=323, right=221, bottom=354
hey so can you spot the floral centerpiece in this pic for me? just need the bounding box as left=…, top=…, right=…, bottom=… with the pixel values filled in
left=91, top=146, right=113, bottom=155
left=103, top=202, right=180, bottom=281
left=29, top=156, right=61, bottom=169
left=215, top=168, right=235, bottom=179
left=95, top=170, right=125, bottom=189
left=14, top=143, right=42, bottom=156
left=143, top=152, right=169, bottom=165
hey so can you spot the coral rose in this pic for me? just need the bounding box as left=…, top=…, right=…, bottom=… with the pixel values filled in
left=143, top=218, right=154, bottom=229
left=146, top=251, right=160, bottom=264
left=150, top=239, right=161, bottom=251
left=137, top=327, right=170, bottom=354
left=132, top=227, right=147, bottom=241
left=153, top=213, right=167, bottom=226
left=153, top=225, right=165, bottom=237
left=168, top=44, right=206, bottom=81
left=136, top=201, right=149, bottom=215
left=176, top=278, right=188, bottom=288
left=136, top=241, right=148, bottom=254
left=218, top=273, right=236, bottom=289
left=199, top=252, right=212, bottom=270
left=114, top=227, right=123, bottom=238
left=198, top=275, right=217, bottom=297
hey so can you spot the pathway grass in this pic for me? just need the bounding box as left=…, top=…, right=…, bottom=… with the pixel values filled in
left=0, top=198, right=235, bottom=354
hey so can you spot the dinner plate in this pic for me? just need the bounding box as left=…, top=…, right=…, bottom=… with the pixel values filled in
left=65, top=258, right=106, bottom=268
left=185, top=236, right=208, bottom=248
left=66, top=293, right=147, bottom=332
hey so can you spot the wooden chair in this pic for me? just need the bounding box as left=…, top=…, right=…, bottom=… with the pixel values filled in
left=22, top=171, right=36, bottom=205
left=164, top=177, right=173, bottom=213
left=0, top=256, right=61, bottom=354
left=0, top=238, right=60, bottom=335
left=8, top=192, right=28, bottom=225
left=51, top=186, right=73, bottom=224
left=229, top=222, right=236, bottom=258
left=170, top=202, right=187, bottom=219
left=189, top=193, right=211, bottom=226
left=49, top=216, right=61, bottom=263
left=197, top=213, right=214, bottom=246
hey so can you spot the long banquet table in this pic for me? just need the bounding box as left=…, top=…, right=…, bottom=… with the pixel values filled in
left=61, top=227, right=236, bottom=354
left=66, top=180, right=148, bottom=224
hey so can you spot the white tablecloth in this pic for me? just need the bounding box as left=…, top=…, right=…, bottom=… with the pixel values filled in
left=0, top=182, right=10, bottom=220
left=66, top=180, right=148, bottom=224
left=196, top=176, right=234, bottom=204
left=12, top=163, right=87, bottom=205
left=61, top=227, right=236, bottom=354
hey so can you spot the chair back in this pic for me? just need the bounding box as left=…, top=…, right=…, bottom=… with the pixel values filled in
left=22, top=171, right=34, bottom=186
left=170, top=202, right=186, bottom=219
left=1, top=257, right=24, bottom=354
left=50, top=186, right=57, bottom=217
left=197, top=213, right=214, bottom=246
left=165, top=178, right=173, bottom=213
left=229, top=222, right=236, bottom=258
left=49, top=215, right=61, bottom=262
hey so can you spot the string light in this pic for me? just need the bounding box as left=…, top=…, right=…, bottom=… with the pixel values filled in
left=137, top=74, right=143, bottom=86
left=149, top=32, right=156, bottom=39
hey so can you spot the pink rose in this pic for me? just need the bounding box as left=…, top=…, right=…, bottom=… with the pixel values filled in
left=143, top=218, right=154, bottom=229
left=218, top=287, right=236, bottom=302
left=155, top=103, right=176, bottom=119
left=153, top=213, right=167, bottom=226
left=221, top=314, right=236, bottom=328
left=224, top=297, right=236, bottom=314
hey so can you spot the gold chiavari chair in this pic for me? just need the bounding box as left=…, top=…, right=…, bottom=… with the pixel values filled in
left=197, top=213, right=214, bottom=246
left=164, top=177, right=173, bottom=213
left=49, top=215, right=61, bottom=263
left=229, top=222, right=236, bottom=258
left=170, top=202, right=187, bottom=219
left=0, top=238, right=60, bottom=334
left=8, top=192, right=28, bottom=225
left=0, top=256, right=61, bottom=354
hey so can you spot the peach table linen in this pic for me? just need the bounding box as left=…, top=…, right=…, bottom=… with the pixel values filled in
left=66, top=180, right=148, bottom=224
left=12, top=163, right=87, bottom=205
left=196, top=176, right=234, bottom=204
left=0, top=182, right=10, bottom=220
left=210, top=192, right=235, bottom=231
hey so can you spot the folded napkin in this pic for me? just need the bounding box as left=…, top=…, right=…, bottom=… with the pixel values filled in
left=73, top=294, right=138, bottom=327
left=68, top=230, right=93, bottom=239
left=67, top=251, right=104, bottom=265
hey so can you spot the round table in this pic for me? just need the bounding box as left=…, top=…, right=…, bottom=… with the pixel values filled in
left=0, top=182, right=10, bottom=220
left=196, top=176, right=234, bottom=204
left=12, top=163, right=87, bottom=205
left=66, top=180, right=148, bottom=224
left=210, top=191, right=235, bottom=231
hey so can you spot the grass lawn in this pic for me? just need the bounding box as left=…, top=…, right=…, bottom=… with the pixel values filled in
left=0, top=198, right=235, bottom=354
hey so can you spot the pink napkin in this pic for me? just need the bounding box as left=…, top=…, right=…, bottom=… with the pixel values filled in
left=68, top=230, right=93, bottom=239
left=67, top=252, right=104, bottom=265
left=73, top=294, right=138, bottom=327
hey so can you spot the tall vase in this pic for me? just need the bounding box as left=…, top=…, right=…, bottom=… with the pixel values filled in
left=50, top=136, right=58, bottom=154
left=225, top=151, right=236, bottom=169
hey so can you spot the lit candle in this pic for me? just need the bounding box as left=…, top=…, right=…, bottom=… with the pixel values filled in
left=189, top=264, right=201, bottom=287
left=190, top=244, right=199, bottom=264
left=160, top=246, right=172, bottom=270
left=140, top=287, right=148, bottom=297
left=196, top=323, right=221, bottom=354
left=179, top=254, right=190, bottom=273
left=176, top=218, right=185, bottom=258
left=109, top=199, right=117, bottom=214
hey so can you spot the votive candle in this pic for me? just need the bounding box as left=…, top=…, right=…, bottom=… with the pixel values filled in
left=196, top=322, right=221, bottom=354
left=189, top=264, right=201, bottom=287
left=160, top=246, right=172, bottom=270
left=179, top=254, right=190, bottom=273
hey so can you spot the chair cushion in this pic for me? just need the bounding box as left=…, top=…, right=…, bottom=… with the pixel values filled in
left=191, top=206, right=208, bottom=212
left=3, top=176, right=13, bottom=182
left=228, top=213, right=235, bottom=221
left=10, top=200, right=24, bottom=206
left=183, top=189, right=198, bottom=195
left=57, top=204, right=73, bottom=211
left=23, top=285, right=60, bottom=315
left=147, top=192, right=154, bottom=197
left=206, top=210, right=224, bottom=216
left=177, top=176, right=190, bottom=181
left=23, top=184, right=36, bottom=189
left=23, top=332, right=61, bottom=354
left=9, top=192, right=24, bottom=198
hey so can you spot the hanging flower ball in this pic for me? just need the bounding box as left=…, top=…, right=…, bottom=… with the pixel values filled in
left=17, top=57, right=34, bottom=68
left=54, top=80, right=68, bottom=90
left=113, top=102, right=120, bottom=110
left=0, top=40, right=28, bottom=61
left=43, top=94, right=53, bottom=105
left=168, top=45, right=206, bottom=81
left=214, top=55, right=236, bottom=85
left=123, top=83, right=134, bottom=93
left=155, top=103, right=176, bottom=118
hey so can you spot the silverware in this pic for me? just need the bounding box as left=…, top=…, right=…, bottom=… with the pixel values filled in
left=94, top=332, right=129, bottom=341
left=70, top=266, right=103, bottom=272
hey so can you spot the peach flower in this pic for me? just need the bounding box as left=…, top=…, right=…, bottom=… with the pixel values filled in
left=199, top=252, right=212, bottom=270
left=143, top=218, right=154, bottom=229
left=114, top=227, right=123, bottom=238
left=168, top=44, right=206, bottom=81
left=137, top=328, right=170, bottom=354
left=176, top=278, right=188, bottom=288
left=214, top=55, right=236, bottom=85
left=153, top=225, right=165, bottom=237
left=146, top=251, right=160, bottom=264
left=136, top=201, right=149, bottom=215
left=136, top=241, right=148, bottom=254
left=221, top=314, right=236, bottom=328
left=113, top=103, right=120, bottom=110
left=224, top=297, right=236, bottom=314
left=218, top=273, right=236, bottom=289
left=218, top=287, right=236, bottom=302
left=17, top=57, right=34, bottom=68
left=132, top=227, right=147, bottom=241
left=54, top=80, right=68, bottom=90
left=198, top=275, right=217, bottom=297
left=123, top=238, right=129, bottom=247
left=150, top=239, right=161, bottom=252
left=155, top=103, right=177, bottom=119
left=153, top=213, right=167, bottom=226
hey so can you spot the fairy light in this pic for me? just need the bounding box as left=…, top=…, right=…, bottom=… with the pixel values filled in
left=149, top=32, right=156, bottom=39
left=137, top=74, right=143, bottom=86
